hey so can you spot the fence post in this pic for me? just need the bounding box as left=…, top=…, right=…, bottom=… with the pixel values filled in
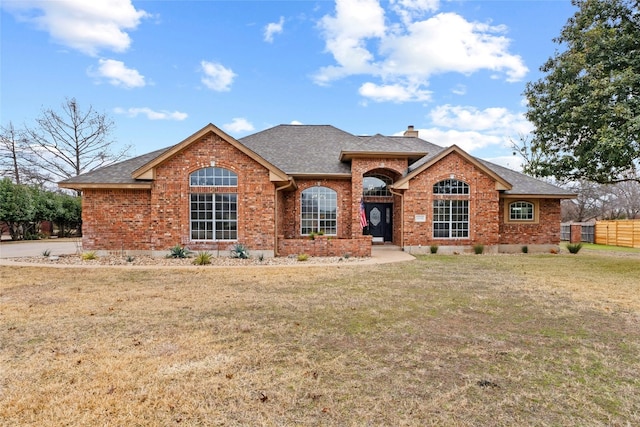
left=570, top=224, right=582, bottom=243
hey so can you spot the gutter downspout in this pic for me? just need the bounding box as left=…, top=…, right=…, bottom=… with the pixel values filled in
left=389, top=187, right=404, bottom=250
left=274, top=178, right=295, bottom=257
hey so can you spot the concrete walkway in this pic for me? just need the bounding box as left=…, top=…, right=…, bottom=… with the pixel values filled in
left=0, top=238, right=80, bottom=258
left=0, top=239, right=415, bottom=265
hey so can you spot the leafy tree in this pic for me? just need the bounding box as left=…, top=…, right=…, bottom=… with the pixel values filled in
left=523, top=0, right=640, bottom=184
left=0, top=178, right=35, bottom=240
left=22, top=97, right=130, bottom=186
left=0, top=178, right=82, bottom=240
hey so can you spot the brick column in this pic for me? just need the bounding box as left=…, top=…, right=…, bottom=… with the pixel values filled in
left=570, top=224, right=582, bottom=243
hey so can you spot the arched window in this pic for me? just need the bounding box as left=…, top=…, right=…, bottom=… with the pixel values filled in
left=433, top=179, right=469, bottom=194
left=433, top=179, right=469, bottom=238
left=190, top=167, right=237, bottom=187
left=301, top=186, right=337, bottom=235
left=509, top=201, right=534, bottom=221
left=363, top=174, right=392, bottom=197
left=189, top=167, right=237, bottom=241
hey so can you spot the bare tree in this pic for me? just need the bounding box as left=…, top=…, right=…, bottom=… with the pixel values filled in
left=22, top=98, right=130, bottom=184
left=610, top=179, right=640, bottom=219
left=0, top=122, right=25, bottom=184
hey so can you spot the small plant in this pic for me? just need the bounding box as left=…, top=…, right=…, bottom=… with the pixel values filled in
left=308, top=232, right=316, bottom=240
left=193, top=251, right=212, bottom=265
left=566, top=243, right=583, bottom=254
left=521, top=245, right=529, bottom=254
left=167, top=245, right=190, bottom=259
left=126, top=255, right=135, bottom=263
left=231, top=243, right=250, bottom=259
left=81, top=251, right=98, bottom=260
left=430, top=245, right=438, bottom=254
left=343, top=253, right=351, bottom=259
left=297, top=253, right=309, bottom=262
left=42, top=249, right=51, bottom=257
left=473, top=244, right=485, bottom=255
left=257, top=253, right=265, bottom=262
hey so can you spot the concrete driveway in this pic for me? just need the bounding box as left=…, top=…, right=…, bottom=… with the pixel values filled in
left=0, top=239, right=80, bottom=258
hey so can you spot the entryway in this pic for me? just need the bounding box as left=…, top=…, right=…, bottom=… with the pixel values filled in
left=364, top=202, right=393, bottom=243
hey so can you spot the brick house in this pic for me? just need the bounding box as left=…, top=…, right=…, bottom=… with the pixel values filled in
left=59, top=123, right=575, bottom=257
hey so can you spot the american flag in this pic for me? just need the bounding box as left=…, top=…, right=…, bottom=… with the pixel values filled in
left=359, top=199, right=368, bottom=229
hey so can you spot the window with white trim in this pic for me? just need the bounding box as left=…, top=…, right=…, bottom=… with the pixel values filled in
left=433, top=179, right=469, bottom=238
left=509, top=201, right=534, bottom=221
left=301, top=186, right=337, bottom=235
left=189, top=167, right=238, bottom=241
left=433, top=200, right=469, bottom=238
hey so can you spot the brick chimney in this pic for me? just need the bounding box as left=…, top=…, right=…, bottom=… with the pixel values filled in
left=403, top=125, right=419, bottom=137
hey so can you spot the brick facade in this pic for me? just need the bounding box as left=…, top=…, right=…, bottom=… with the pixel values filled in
left=78, top=128, right=564, bottom=257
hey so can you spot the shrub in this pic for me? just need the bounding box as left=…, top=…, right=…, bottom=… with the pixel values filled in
left=473, top=244, right=485, bottom=255
left=257, top=253, right=265, bottom=262
left=297, top=253, right=309, bottom=262
left=193, top=251, right=212, bottom=265
left=167, top=245, right=190, bottom=259
left=566, top=243, right=583, bottom=254
left=81, top=251, right=98, bottom=260
left=231, top=243, right=249, bottom=259
left=430, top=245, right=438, bottom=254
left=521, top=245, right=529, bottom=254
left=126, top=255, right=135, bottom=263
left=42, top=249, right=51, bottom=257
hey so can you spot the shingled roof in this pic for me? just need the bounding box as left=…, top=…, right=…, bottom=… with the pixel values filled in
left=59, top=124, right=574, bottom=197
left=59, top=147, right=172, bottom=189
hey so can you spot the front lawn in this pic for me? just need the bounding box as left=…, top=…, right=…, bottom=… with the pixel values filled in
left=1, top=252, right=639, bottom=426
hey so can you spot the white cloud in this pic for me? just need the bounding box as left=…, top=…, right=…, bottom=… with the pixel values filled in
left=451, top=84, right=467, bottom=95
left=485, top=155, right=524, bottom=171
left=359, top=82, right=431, bottom=103
left=380, top=13, right=527, bottom=82
left=419, top=128, right=504, bottom=152
left=114, top=107, right=187, bottom=121
left=390, top=0, right=439, bottom=24
left=90, top=59, right=145, bottom=88
left=200, top=61, right=236, bottom=92
left=5, top=0, right=149, bottom=56
left=223, top=118, right=255, bottom=134
left=399, top=104, right=533, bottom=154
left=314, top=0, right=528, bottom=102
left=429, top=105, right=533, bottom=134
left=314, top=0, right=386, bottom=85
left=290, top=120, right=303, bottom=125
left=264, top=16, right=285, bottom=43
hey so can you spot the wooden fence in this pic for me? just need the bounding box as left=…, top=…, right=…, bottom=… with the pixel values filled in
left=595, top=220, right=640, bottom=249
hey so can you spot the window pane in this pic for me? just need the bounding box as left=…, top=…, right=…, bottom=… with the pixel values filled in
left=433, top=179, right=469, bottom=194
left=190, top=167, right=238, bottom=187
left=510, top=201, right=534, bottom=220
left=363, top=174, right=392, bottom=197
left=433, top=200, right=469, bottom=238
left=190, top=192, right=237, bottom=241
left=300, top=186, right=337, bottom=235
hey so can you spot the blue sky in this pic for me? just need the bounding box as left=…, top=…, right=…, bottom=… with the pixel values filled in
left=1, top=0, right=577, bottom=171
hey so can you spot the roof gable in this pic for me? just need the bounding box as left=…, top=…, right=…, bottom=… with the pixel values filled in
left=392, top=145, right=512, bottom=191
left=133, top=123, right=289, bottom=182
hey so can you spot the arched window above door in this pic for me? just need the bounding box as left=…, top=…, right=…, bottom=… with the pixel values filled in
left=363, top=174, right=392, bottom=197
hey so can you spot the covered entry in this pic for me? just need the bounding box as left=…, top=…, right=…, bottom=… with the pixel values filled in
left=364, top=202, right=393, bottom=242
left=362, top=173, right=395, bottom=243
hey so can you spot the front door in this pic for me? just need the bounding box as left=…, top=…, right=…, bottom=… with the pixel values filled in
left=365, top=203, right=392, bottom=242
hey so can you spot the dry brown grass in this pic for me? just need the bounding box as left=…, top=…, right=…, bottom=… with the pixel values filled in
left=1, top=250, right=639, bottom=426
